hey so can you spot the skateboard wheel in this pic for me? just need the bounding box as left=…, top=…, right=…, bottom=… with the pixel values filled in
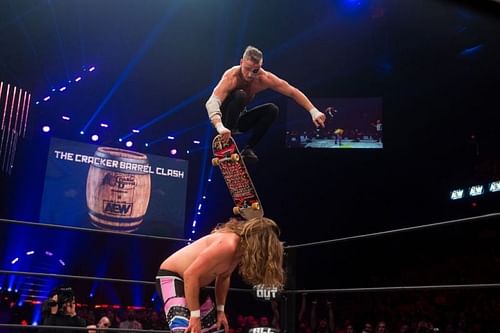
left=212, top=158, right=220, bottom=166
left=251, top=202, right=260, bottom=210
left=231, top=153, right=240, bottom=162
left=233, top=206, right=241, bottom=215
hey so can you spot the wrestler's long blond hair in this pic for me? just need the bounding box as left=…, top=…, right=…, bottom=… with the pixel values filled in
left=213, top=217, right=284, bottom=288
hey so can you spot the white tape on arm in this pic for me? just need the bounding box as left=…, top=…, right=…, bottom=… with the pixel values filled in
left=206, top=95, right=222, bottom=121
left=309, top=107, right=322, bottom=119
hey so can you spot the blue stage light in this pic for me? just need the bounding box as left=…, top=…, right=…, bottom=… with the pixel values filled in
left=42, top=126, right=50, bottom=133
left=126, top=141, right=133, bottom=147
left=91, top=134, right=99, bottom=142
left=62, top=116, right=70, bottom=120
left=100, top=123, right=109, bottom=128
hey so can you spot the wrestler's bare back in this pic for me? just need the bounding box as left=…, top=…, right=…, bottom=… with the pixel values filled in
left=160, top=232, right=241, bottom=287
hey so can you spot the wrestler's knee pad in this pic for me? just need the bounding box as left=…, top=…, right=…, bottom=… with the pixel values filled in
left=166, top=306, right=189, bottom=331
left=201, top=305, right=217, bottom=330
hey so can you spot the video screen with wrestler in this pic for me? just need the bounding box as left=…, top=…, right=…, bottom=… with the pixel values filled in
left=286, top=98, right=383, bottom=149
left=39, top=137, right=188, bottom=237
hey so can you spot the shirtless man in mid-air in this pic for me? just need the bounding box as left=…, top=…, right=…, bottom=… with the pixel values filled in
left=206, top=45, right=326, bottom=162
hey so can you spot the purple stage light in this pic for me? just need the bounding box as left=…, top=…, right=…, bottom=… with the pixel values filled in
left=62, top=116, right=70, bottom=120
left=170, top=149, right=177, bottom=155
left=42, top=125, right=50, bottom=133
left=126, top=141, right=133, bottom=147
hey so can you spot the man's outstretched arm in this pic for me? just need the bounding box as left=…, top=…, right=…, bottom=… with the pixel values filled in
left=267, top=73, right=326, bottom=127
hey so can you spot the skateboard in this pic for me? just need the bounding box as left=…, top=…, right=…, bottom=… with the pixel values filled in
left=212, top=134, right=264, bottom=220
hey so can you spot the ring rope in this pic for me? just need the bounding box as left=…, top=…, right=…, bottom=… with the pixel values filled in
left=0, top=269, right=251, bottom=293
left=287, top=282, right=500, bottom=294
left=0, top=323, right=171, bottom=332
left=0, top=218, right=189, bottom=242
left=285, top=212, right=500, bottom=250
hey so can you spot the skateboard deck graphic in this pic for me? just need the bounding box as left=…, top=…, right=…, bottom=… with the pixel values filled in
left=212, top=135, right=263, bottom=220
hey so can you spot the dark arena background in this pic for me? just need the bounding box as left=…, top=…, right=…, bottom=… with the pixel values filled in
left=1, top=0, right=500, bottom=332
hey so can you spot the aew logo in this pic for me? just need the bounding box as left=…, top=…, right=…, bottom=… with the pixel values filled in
left=103, top=200, right=132, bottom=216
left=252, top=285, right=280, bottom=301
left=248, top=328, right=279, bottom=333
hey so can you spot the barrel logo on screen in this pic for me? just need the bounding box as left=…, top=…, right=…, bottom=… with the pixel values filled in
left=86, top=147, right=151, bottom=232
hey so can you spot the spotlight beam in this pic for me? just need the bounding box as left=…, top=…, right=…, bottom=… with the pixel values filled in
left=80, top=1, right=183, bottom=133
left=120, top=87, right=212, bottom=140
